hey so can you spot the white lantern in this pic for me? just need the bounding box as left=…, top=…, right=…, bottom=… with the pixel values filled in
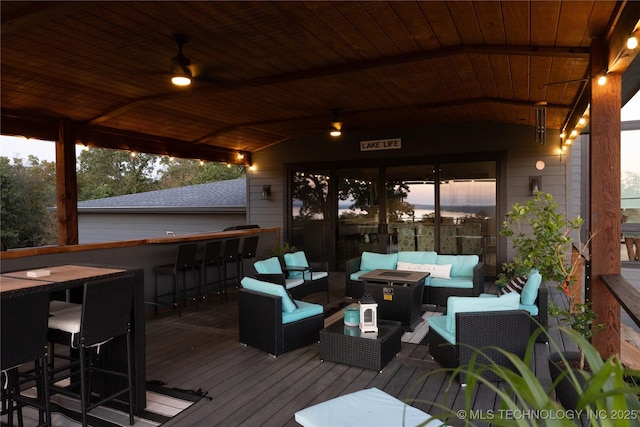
left=359, top=293, right=378, bottom=335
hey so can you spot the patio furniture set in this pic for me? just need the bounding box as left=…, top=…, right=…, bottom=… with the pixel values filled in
left=237, top=249, right=547, bottom=425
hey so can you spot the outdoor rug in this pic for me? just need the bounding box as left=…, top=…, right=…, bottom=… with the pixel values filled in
left=324, top=302, right=439, bottom=344
left=1, top=381, right=209, bottom=427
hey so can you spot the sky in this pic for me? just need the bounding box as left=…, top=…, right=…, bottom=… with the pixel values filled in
left=1, top=94, right=640, bottom=173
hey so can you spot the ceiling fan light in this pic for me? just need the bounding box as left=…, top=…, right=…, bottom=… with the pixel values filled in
left=171, top=75, right=191, bottom=86
left=627, top=36, right=638, bottom=50
left=329, top=129, right=342, bottom=137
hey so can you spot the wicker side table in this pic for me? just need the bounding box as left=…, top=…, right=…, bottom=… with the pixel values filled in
left=319, top=319, right=402, bottom=372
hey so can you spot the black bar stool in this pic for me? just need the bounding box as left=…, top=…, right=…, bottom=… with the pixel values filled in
left=221, top=238, right=241, bottom=292
left=154, top=243, right=199, bottom=316
left=239, top=235, right=260, bottom=278
left=1, top=291, right=51, bottom=427
left=48, top=274, right=135, bottom=426
left=197, top=240, right=225, bottom=303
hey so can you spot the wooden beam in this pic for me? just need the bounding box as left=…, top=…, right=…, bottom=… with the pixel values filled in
left=56, top=119, right=78, bottom=246
left=606, top=3, right=640, bottom=74
left=76, top=125, right=251, bottom=165
left=589, top=38, right=621, bottom=359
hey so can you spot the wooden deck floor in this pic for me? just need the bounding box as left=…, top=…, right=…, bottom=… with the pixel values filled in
left=145, top=273, right=564, bottom=427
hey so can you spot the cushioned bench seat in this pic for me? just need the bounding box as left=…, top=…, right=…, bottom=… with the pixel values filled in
left=346, top=251, right=484, bottom=306
left=294, top=387, right=443, bottom=427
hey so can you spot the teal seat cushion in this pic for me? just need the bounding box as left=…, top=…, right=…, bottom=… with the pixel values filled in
left=445, top=291, right=520, bottom=335
left=520, top=272, right=542, bottom=305
left=254, top=257, right=283, bottom=274
left=436, top=254, right=478, bottom=278
left=282, top=300, right=324, bottom=324
left=397, top=251, right=438, bottom=265
left=240, top=276, right=297, bottom=312
left=360, top=252, right=397, bottom=271
left=481, top=292, right=539, bottom=315
left=349, top=270, right=368, bottom=282
left=429, top=277, right=473, bottom=289
left=428, top=315, right=455, bottom=345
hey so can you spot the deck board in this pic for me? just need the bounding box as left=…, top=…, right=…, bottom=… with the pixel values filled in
left=146, top=273, right=562, bottom=426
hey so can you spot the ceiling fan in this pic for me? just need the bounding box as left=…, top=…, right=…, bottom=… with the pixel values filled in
left=167, top=34, right=222, bottom=87
left=329, top=108, right=343, bottom=137
left=169, top=34, right=193, bottom=86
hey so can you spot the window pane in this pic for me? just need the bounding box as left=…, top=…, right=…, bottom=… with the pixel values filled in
left=439, top=162, right=497, bottom=274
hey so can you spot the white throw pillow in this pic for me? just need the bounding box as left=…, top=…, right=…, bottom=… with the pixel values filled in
left=396, top=261, right=452, bottom=279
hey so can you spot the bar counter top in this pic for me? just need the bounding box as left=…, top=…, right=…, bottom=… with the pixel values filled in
left=0, top=227, right=280, bottom=260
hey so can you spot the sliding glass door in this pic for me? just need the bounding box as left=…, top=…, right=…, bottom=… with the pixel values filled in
left=288, top=159, right=497, bottom=276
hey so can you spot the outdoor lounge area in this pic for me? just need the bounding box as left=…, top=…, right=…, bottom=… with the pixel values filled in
left=2, top=2, right=640, bottom=425
left=142, top=272, right=590, bottom=427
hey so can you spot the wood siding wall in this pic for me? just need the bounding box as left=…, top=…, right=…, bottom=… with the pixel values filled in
left=78, top=213, right=246, bottom=243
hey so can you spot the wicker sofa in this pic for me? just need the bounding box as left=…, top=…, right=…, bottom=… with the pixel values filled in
left=238, top=277, right=324, bottom=357
left=346, top=251, right=484, bottom=306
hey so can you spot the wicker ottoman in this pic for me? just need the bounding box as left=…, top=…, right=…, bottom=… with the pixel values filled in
left=319, top=319, right=402, bottom=372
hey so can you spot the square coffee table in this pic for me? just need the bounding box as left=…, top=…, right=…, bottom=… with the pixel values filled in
left=319, top=319, right=402, bottom=372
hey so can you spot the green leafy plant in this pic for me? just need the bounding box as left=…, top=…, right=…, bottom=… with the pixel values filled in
left=414, top=327, right=640, bottom=427
left=498, top=192, right=583, bottom=286
left=499, top=191, right=603, bottom=369
left=265, top=241, right=296, bottom=259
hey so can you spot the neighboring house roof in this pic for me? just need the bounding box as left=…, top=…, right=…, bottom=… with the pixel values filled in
left=76, top=178, right=246, bottom=213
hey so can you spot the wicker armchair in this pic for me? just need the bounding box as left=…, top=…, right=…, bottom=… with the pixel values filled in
left=427, top=310, right=533, bottom=384
left=283, top=251, right=329, bottom=303
left=238, top=288, right=324, bottom=357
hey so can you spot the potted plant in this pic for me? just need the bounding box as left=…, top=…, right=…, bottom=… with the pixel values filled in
left=499, top=191, right=608, bottom=410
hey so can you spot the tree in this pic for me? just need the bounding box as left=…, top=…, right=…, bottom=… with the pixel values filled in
left=0, top=156, right=57, bottom=249
left=157, top=159, right=245, bottom=189
left=77, top=149, right=159, bottom=200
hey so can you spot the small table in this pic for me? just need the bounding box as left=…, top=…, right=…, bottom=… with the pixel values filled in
left=319, top=319, right=402, bottom=372
left=360, top=269, right=428, bottom=331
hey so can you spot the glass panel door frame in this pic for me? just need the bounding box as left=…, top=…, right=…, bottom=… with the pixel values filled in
left=285, top=153, right=502, bottom=275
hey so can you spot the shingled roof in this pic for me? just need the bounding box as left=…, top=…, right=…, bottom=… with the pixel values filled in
left=77, top=178, right=246, bottom=213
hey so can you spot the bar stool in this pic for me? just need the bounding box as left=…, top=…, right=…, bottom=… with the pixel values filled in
left=221, top=238, right=241, bottom=291
left=239, top=235, right=259, bottom=278
left=1, top=291, right=51, bottom=427
left=48, top=274, right=135, bottom=426
left=154, top=243, right=199, bottom=316
left=197, top=240, right=225, bottom=303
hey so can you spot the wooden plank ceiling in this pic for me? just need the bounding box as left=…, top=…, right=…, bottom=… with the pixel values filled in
left=1, top=1, right=636, bottom=164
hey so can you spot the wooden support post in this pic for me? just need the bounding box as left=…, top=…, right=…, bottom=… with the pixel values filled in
left=570, top=245, right=583, bottom=314
left=589, top=38, right=621, bottom=359
left=56, top=119, right=79, bottom=245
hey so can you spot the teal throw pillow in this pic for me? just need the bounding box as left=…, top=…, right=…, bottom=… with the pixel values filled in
left=360, top=252, right=398, bottom=271
left=284, top=251, right=309, bottom=268
left=520, top=272, right=542, bottom=305
left=254, top=257, right=283, bottom=275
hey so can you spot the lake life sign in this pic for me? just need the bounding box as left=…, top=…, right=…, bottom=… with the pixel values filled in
left=360, top=138, right=401, bottom=152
